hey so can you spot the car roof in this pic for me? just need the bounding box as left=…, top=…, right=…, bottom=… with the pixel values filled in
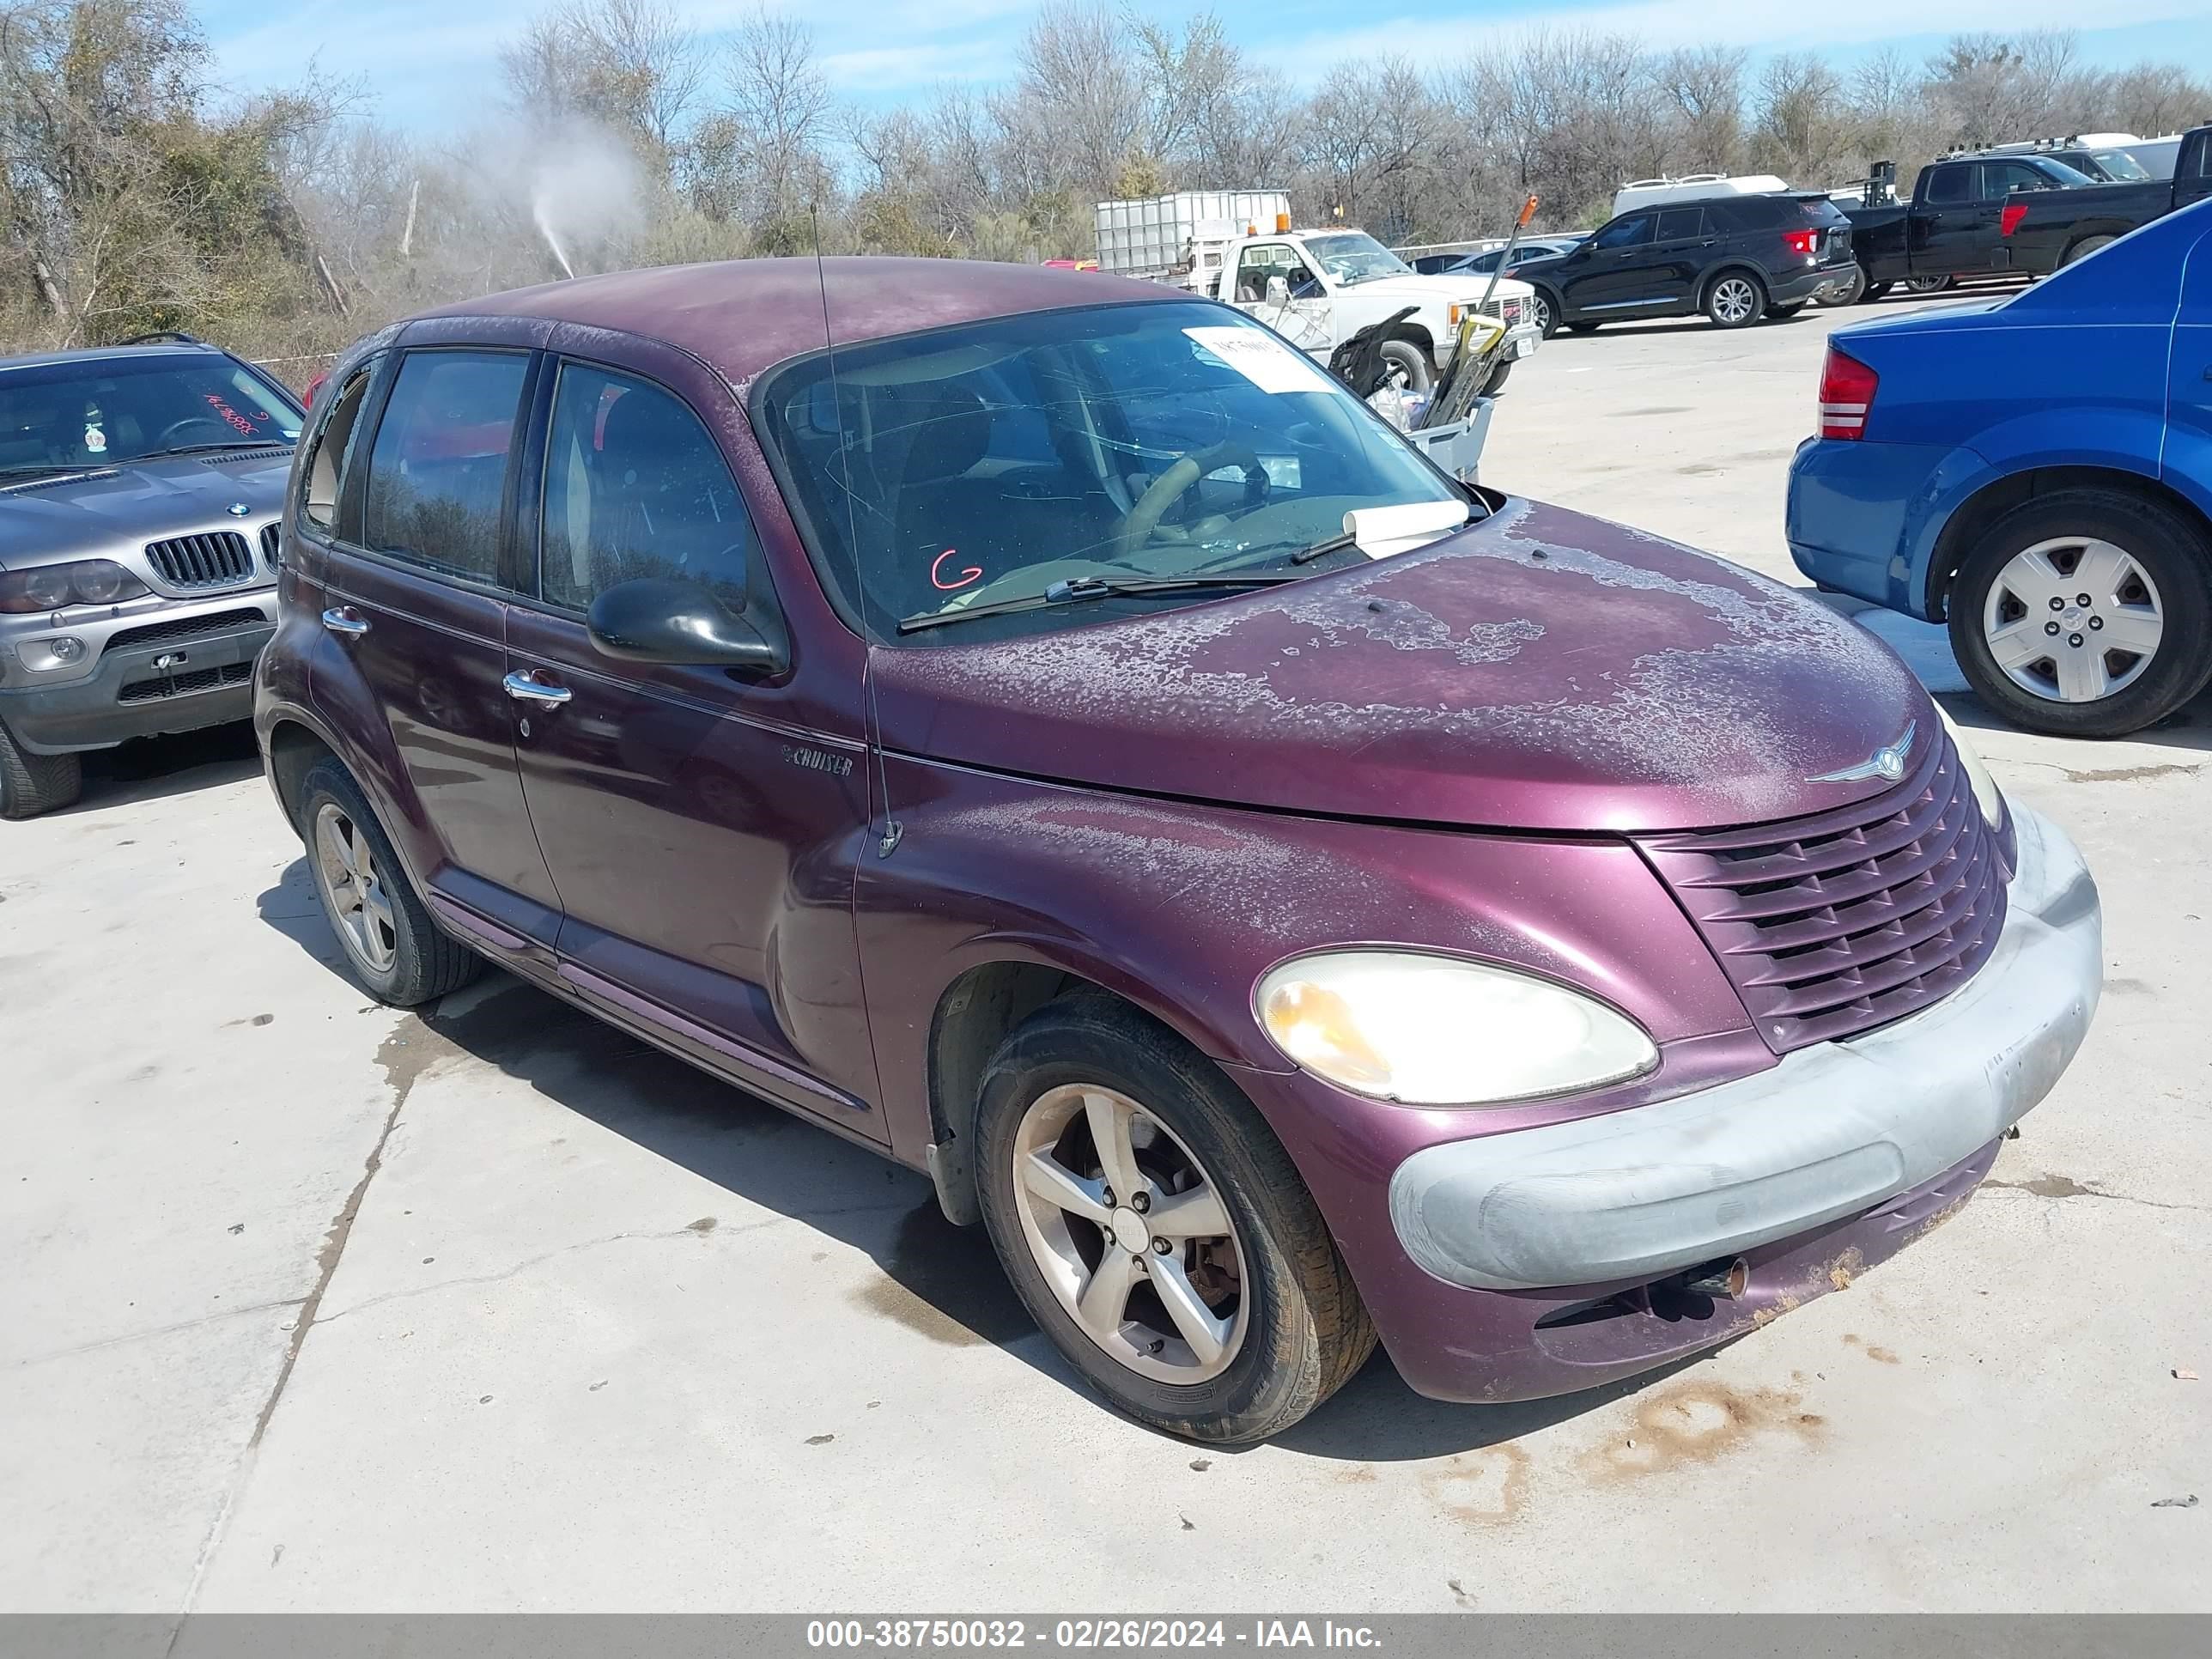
left=0, top=342, right=234, bottom=374
left=417, top=257, right=1187, bottom=386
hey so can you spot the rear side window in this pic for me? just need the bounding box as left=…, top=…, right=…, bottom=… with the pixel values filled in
left=361, top=350, right=528, bottom=582
left=1924, top=165, right=1974, bottom=204
left=538, top=363, right=751, bottom=611
left=299, top=358, right=377, bottom=532
left=1655, top=207, right=1707, bottom=240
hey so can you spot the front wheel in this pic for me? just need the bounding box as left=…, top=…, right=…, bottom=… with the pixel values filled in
left=1858, top=280, right=1894, bottom=303
left=1904, top=274, right=1954, bottom=295
left=1703, top=271, right=1765, bottom=328
left=975, top=995, right=1376, bottom=1443
left=1817, top=265, right=1869, bottom=307
left=1376, top=335, right=1432, bottom=397
left=1948, top=488, right=2212, bottom=738
left=1482, top=359, right=1512, bottom=395
left=1528, top=290, right=1559, bottom=338
left=0, top=720, right=82, bottom=820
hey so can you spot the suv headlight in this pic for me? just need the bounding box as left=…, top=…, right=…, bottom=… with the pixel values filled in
left=0, top=559, right=150, bottom=613
left=1255, top=950, right=1657, bottom=1104
left=1935, top=704, right=2005, bottom=829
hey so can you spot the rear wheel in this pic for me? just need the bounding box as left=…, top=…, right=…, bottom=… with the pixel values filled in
left=298, top=757, right=482, bottom=1004
left=1704, top=270, right=1765, bottom=329
left=1817, top=264, right=1869, bottom=307
left=1858, top=280, right=1894, bottom=303
left=0, top=720, right=82, bottom=820
left=975, top=995, right=1376, bottom=1444
left=1904, top=274, right=1954, bottom=295
left=1948, top=488, right=2212, bottom=738
left=2061, top=235, right=2116, bottom=268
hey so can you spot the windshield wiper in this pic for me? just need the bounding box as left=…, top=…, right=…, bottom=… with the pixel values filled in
left=0, top=460, right=111, bottom=480
left=897, top=571, right=1304, bottom=635
left=1291, top=532, right=1360, bottom=564
left=139, top=440, right=295, bottom=458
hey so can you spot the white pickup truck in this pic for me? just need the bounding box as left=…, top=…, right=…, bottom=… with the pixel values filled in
left=1195, top=227, right=1544, bottom=395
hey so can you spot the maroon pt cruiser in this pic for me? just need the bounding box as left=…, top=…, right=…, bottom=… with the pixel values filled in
left=255, top=259, right=2102, bottom=1443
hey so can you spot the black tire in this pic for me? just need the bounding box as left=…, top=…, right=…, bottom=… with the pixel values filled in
left=974, top=994, right=1376, bottom=1444
left=1817, top=265, right=1869, bottom=307
left=1904, top=274, right=1954, bottom=295
left=1858, top=280, right=1894, bottom=303
left=1482, top=360, right=1512, bottom=395
left=1529, top=289, right=1561, bottom=338
left=1377, top=334, right=1432, bottom=396
left=1765, top=301, right=1808, bottom=319
left=2061, top=235, right=2115, bottom=269
left=0, top=720, right=82, bottom=820
left=1947, top=487, right=2212, bottom=738
left=1565, top=320, right=1601, bottom=334
left=1703, top=269, right=1766, bottom=329
left=296, top=757, right=482, bottom=1004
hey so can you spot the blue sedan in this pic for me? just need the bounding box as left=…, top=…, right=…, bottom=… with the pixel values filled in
left=1786, top=198, right=2212, bottom=736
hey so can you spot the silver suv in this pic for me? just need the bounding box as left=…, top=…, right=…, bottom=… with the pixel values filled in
left=0, top=334, right=303, bottom=817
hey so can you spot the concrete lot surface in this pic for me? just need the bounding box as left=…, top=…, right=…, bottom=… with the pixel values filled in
left=5, top=301, right=2209, bottom=1613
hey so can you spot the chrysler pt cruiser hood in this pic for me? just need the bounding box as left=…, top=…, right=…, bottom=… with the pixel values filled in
left=871, top=497, right=1935, bottom=835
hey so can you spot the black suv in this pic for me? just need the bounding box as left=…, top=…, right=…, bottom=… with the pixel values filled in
left=1513, top=194, right=1858, bottom=336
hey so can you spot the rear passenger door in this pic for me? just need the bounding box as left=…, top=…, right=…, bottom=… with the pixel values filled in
left=1913, top=163, right=1984, bottom=275
left=1650, top=206, right=1716, bottom=308
left=314, top=344, right=563, bottom=948
left=502, top=353, right=884, bottom=1139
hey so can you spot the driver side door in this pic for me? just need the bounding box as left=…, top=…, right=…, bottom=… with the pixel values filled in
left=1231, top=242, right=1334, bottom=353
left=501, top=349, right=884, bottom=1140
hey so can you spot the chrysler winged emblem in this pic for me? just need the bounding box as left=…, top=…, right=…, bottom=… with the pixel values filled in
left=1811, top=720, right=1915, bottom=784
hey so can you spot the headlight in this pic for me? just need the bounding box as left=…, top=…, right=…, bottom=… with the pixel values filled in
left=1255, top=950, right=1657, bottom=1105
left=0, top=560, right=149, bottom=613
left=1936, top=704, right=2005, bottom=829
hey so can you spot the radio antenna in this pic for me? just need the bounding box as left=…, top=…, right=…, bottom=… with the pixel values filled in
left=812, top=206, right=902, bottom=858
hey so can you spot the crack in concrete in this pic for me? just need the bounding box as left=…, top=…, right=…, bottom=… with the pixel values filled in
left=1982, top=1177, right=2209, bottom=1214
left=7, top=1297, right=307, bottom=1373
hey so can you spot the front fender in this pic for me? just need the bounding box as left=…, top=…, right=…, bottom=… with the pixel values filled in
left=853, top=757, right=1753, bottom=1171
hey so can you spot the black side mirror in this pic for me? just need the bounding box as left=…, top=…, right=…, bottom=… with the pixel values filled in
left=586, top=577, right=787, bottom=673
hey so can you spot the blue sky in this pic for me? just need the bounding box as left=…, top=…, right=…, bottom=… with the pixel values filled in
left=199, top=0, right=2212, bottom=131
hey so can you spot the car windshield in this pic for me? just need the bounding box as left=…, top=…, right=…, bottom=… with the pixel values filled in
left=2082, top=149, right=2152, bottom=180
left=1301, top=233, right=1414, bottom=287
left=756, top=300, right=1466, bottom=645
left=0, top=353, right=299, bottom=474
left=2039, top=158, right=2097, bottom=186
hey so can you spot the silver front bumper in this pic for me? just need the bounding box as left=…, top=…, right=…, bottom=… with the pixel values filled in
left=1389, top=805, right=2101, bottom=1292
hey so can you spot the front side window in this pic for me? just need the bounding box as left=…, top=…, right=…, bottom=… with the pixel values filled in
left=538, top=363, right=751, bottom=611
left=1591, top=214, right=1655, bottom=251
left=755, top=301, right=1465, bottom=645
left=0, top=354, right=300, bottom=478
left=361, top=349, right=528, bottom=582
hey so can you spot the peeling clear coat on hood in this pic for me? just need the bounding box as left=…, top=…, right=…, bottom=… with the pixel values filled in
left=870, top=497, right=1932, bottom=835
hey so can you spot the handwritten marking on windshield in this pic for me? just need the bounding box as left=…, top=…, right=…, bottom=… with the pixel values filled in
left=932, top=549, right=982, bottom=591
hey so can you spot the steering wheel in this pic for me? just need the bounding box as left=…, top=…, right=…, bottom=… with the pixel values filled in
left=154, top=416, right=241, bottom=448
left=1117, top=443, right=1267, bottom=560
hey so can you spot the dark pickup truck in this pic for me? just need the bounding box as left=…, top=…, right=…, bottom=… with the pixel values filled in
left=1838, top=125, right=2210, bottom=301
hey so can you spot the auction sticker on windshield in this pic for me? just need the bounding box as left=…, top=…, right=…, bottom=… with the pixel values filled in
left=1183, top=326, right=1339, bottom=395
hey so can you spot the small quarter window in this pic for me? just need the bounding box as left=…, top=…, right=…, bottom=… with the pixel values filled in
left=300, top=360, right=374, bottom=532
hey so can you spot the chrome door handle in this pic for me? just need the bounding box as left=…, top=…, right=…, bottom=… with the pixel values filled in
left=321, top=607, right=368, bottom=636
left=502, top=670, right=572, bottom=705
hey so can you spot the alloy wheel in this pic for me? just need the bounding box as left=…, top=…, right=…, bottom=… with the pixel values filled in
left=1982, top=535, right=2165, bottom=703
left=1711, top=277, right=1757, bottom=325
left=1529, top=294, right=1553, bottom=335
left=313, top=800, right=398, bottom=974
left=1008, top=1083, right=1248, bottom=1384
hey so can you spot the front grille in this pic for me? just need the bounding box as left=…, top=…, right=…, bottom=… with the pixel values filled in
left=259, top=521, right=282, bottom=567
left=117, top=660, right=253, bottom=702
left=1633, top=732, right=2008, bottom=1053
left=1499, top=296, right=1523, bottom=326
left=106, top=607, right=267, bottom=654
left=146, top=531, right=254, bottom=590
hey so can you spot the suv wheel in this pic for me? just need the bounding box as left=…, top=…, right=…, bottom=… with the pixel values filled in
left=1948, top=488, right=2212, bottom=738
left=1904, top=275, right=1953, bottom=295
left=1817, top=264, right=1869, bottom=307
left=1528, top=291, right=1559, bottom=338
left=1703, top=271, right=1765, bottom=328
left=975, top=995, right=1376, bottom=1443
left=298, top=757, right=482, bottom=1004
left=0, top=720, right=82, bottom=820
